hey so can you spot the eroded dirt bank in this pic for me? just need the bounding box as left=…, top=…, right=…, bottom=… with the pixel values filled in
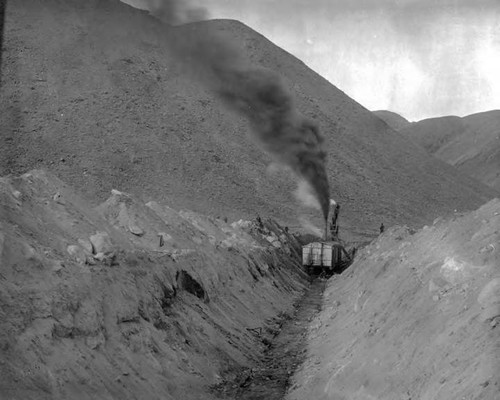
left=0, top=170, right=311, bottom=400
left=288, top=199, right=500, bottom=400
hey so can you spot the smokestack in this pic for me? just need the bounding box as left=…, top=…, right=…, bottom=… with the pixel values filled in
left=150, top=0, right=331, bottom=221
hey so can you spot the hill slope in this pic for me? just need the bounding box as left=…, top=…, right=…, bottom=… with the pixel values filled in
left=1, top=0, right=497, bottom=239
left=2, top=169, right=498, bottom=399
left=289, top=198, right=500, bottom=400
left=0, top=169, right=309, bottom=400
left=400, top=110, right=500, bottom=191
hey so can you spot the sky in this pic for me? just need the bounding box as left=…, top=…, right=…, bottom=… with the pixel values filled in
left=124, top=0, right=500, bottom=121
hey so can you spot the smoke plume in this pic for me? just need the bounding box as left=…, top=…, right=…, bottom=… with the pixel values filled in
left=294, top=179, right=321, bottom=211
left=298, top=216, right=323, bottom=238
left=149, top=0, right=331, bottom=221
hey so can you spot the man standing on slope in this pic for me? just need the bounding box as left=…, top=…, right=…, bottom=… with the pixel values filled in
left=329, top=199, right=340, bottom=240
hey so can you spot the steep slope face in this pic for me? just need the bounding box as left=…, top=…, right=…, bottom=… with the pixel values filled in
left=1, top=0, right=497, bottom=240
left=401, top=111, right=500, bottom=191
left=288, top=198, right=500, bottom=400
left=0, top=169, right=309, bottom=400
left=373, top=110, right=411, bottom=131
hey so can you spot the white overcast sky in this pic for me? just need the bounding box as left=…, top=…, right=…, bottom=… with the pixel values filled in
left=123, top=0, right=500, bottom=121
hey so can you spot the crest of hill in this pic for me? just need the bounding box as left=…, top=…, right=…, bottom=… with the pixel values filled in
left=400, top=110, right=500, bottom=192
left=373, top=110, right=411, bottom=131
left=1, top=0, right=497, bottom=239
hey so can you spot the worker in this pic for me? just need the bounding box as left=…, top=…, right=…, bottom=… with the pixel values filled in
left=334, top=204, right=340, bottom=222
left=256, top=214, right=264, bottom=232
left=380, top=223, right=385, bottom=234
left=329, top=200, right=340, bottom=240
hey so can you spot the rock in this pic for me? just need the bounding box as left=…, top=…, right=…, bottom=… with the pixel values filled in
left=428, top=276, right=450, bottom=293
left=479, top=244, right=495, bottom=254
left=78, top=238, right=93, bottom=254
left=128, top=222, right=144, bottom=236
left=440, top=257, right=468, bottom=284
left=433, top=217, right=443, bottom=225
left=231, top=219, right=252, bottom=229
left=85, top=255, right=96, bottom=265
left=157, top=232, right=172, bottom=247
left=85, top=332, right=105, bottom=350
left=73, top=299, right=101, bottom=334
left=51, top=261, right=64, bottom=272
left=477, top=278, right=500, bottom=308
left=94, top=251, right=117, bottom=266
left=117, top=203, right=144, bottom=236
left=66, top=245, right=88, bottom=264
left=89, top=231, right=113, bottom=254
left=53, top=192, right=65, bottom=205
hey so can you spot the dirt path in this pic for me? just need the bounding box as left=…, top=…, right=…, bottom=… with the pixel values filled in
left=212, top=278, right=327, bottom=400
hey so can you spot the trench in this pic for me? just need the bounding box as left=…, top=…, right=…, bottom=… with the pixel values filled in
left=212, top=277, right=327, bottom=400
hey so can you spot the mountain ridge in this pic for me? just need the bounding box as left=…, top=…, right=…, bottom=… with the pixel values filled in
left=400, top=110, right=500, bottom=191
left=373, top=109, right=411, bottom=131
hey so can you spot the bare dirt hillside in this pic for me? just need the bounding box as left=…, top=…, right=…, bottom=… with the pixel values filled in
left=2, top=170, right=499, bottom=400
left=1, top=0, right=498, bottom=241
left=0, top=169, right=311, bottom=400
left=289, top=198, right=500, bottom=400
left=373, top=110, right=411, bottom=131
left=400, top=111, right=500, bottom=192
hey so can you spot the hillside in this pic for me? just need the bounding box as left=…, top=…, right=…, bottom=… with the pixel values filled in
left=289, top=198, right=500, bottom=400
left=1, top=0, right=498, bottom=241
left=0, top=169, right=310, bottom=400
left=400, top=110, right=500, bottom=191
left=400, top=116, right=466, bottom=153
left=373, top=109, right=411, bottom=131
left=1, top=170, right=498, bottom=399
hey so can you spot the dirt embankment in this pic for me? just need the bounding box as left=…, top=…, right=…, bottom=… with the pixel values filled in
left=0, top=169, right=311, bottom=400
left=288, top=198, right=500, bottom=400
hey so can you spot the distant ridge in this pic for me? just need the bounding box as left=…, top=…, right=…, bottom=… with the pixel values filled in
left=401, top=110, right=500, bottom=191
left=373, top=110, right=411, bottom=131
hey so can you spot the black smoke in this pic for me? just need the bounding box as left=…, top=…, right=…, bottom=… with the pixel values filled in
left=150, top=0, right=331, bottom=221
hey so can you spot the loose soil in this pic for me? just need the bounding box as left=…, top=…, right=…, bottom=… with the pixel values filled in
left=212, top=278, right=327, bottom=400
